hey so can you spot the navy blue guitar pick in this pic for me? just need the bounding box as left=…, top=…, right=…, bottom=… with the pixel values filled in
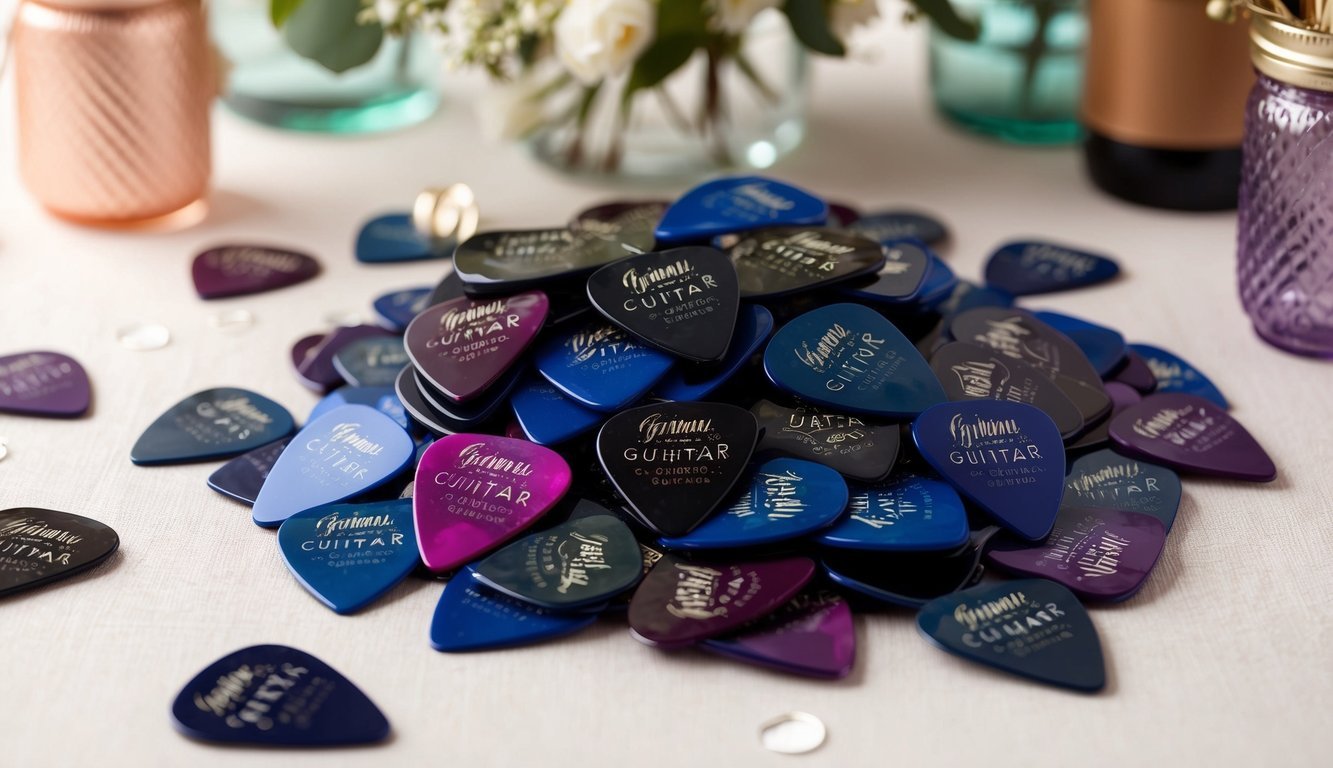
left=1127, top=343, right=1228, bottom=409
left=820, top=528, right=994, bottom=609
left=655, top=176, right=828, bottom=245
left=332, top=336, right=410, bottom=388
left=764, top=303, right=945, bottom=418
left=131, top=388, right=295, bottom=466
left=983, top=241, right=1120, bottom=296
left=534, top=320, right=674, bottom=412
left=509, top=375, right=605, bottom=445
left=815, top=474, right=968, bottom=552
left=751, top=399, right=900, bottom=483
left=912, top=401, right=1065, bottom=541
left=252, top=405, right=414, bottom=528
left=0, top=507, right=119, bottom=597
left=839, top=239, right=931, bottom=305
left=277, top=498, right=419, bottom=614
left=430, top=567, right=600, bottom=652
left=916, top=253, right=959, bottom=310
left=207, top=436, right=292, bottom=506
left=916, top=579, right=1106, bottom=692
left=658, top=458, right=848, bottom=550
left=1063, top=447, right=1181, bottom=531
left=720, top=227, right=886, bottom=298
left=309, top=386, right=410, bottom=432
left=355, top=212, right=437, bottom=263
left=847, top=209, right=950, bottom=247
left=372, top=286, right=432, bottom=332
left=296, top=325, right=396, bottom=393
left=931, top=341, right=1084, bottom=439
left=1033, top=311, right=1127, bottom=377
left=654, top=304, right=774, bottom=402
left=171, top=644, right=390, bottom=745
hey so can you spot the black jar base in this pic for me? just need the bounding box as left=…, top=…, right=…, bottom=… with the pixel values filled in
left=1083, top=132, right=1242, bottom=212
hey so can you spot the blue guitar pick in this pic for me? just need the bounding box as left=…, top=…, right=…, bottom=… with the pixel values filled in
left=170, top=644, right=390, bottom=746
left=252, top=405, right=414, bottom=528
left=815, top=474, right=969, bottom=552
left=847, top=210, right=950, bottom=247
left=533, top=321, right=674, bottom=412
left=838, top=239, right=931, bottom=305
left=131, top=388, right=295, bottom=466
left=430, top=567, right=600, bottom=652
left=1127, top=343, right=1229, bottom=409
left=984, top=240, right=1120, bottom=296
left=355, top=213, right=439, bottom=263
left=1063, top=447, right=1182, bottom=531
left=277, top=498, right=419, bottom=614
left=936, top=279, right=1015, bottom=317
left=1033, top=311, right=1126, bottom=377
left=764, top=303, right=945, bottom=418
left=309, top=386, right=410, bottom=431
left=820, top=530, right=992, bottom=609
left=331, top=336, right=410, bottom=388
left=912, top=401, right=1065, bottom=541
left=916, top=253, right=959, bottom=311
left=655, top=176, right=827, bottom=245
left=207, top=436, right=292, bottom=506
left=509, top=375, right=605, bottom=445
left=658, top=458, right=847, bottom=550
left=655, top=304, right=774, bottom=402
left=372, top=286, right=432, bottom=332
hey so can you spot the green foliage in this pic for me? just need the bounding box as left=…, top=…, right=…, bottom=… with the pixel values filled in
left=782, top=0, right=846, bottom=57
left=269, top=0, right=305, bottom=28
left=624, top=0, right=710, bottom=97
left=282, top=0, right=384, bottom=74
left=910, top=0, right=981, bottom=41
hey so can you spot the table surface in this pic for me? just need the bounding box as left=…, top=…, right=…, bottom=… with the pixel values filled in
left=2, top=15, right=1330, bottom=768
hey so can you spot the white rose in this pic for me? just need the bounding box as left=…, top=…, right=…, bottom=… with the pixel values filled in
left=554, top=0, right=656, bottom=85
left=830, top=0, right=880, bottom=41
left=713, top=0, right=781, bottom=34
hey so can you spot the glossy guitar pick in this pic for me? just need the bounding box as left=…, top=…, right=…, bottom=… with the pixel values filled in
left=413, top=434, right=572, bottom=572
left=1063, top=448, right=1181, bottom=531
left=191, top=244, right=320, bottom=299
left=820, top=529, right=994, bottom=609
left=0, top=351, right=91, bottom=417
left=701, top=589, right=855, bottom=679
left=0, top=507, right=118, bottom=597
left=912, top=401, right=1065, bottom=541
left=659, top=458, right=848, bottom=550
left=570, top=199, right=669, bottom=239
left=131, top=388, right=295, bottom=466
left=1109, top=348, right=1158, bottom=393
left=764, top=303, right=945, bottom=418
left=655, top=304, right=774, bottom=401
left=277, top=498, right=419, bottom=614
left=839, top=239, right=931, bottom=305
left=252, top=405, right=414, bottom=528
left=297, top=325, right=397, bottom=393
left=414, top=365, right=525, bottom=427
left=587, top=247, right=740, bottom=362
left=355, top=212, right=437, bottom=263
left=916, top=579, right=1106, bottom=692
left=1127, top=343, right=1228, bottom=409
left=826, top=201, right=862, bottom=227
left=372, top=286, right=433, bottom=332
left=1033, top=311, right=1127, bottom=377
left=983, top=240, right=1120, bottom=296
left=597, top=401, right=757, bottom=537
left=950, top=307, right=1104, bottom=388
left=815, top=474, right=968, bottom=552
left=509, top=375, right=605, bottom=445
left=405, top=292, right=549, bottom=402
left=847, top=209, right=950, bottom=247
left=207, top=437, right=292, bottom=505
left=430, top=567, right=599, bottom=652
left=309, top=386, right=410, bottom=431
left=534, top=320, right=674, bottom=412
left=453, top=228, right=655, bottom=292
left=655, top=176, right=827, bottom=245
left=428, top=269, right=467, bottom=307
left=472, top=514, right=643, bottom=609
left=170, top=644, right=390, bottom=745
left=628, top=555, right=816, bottom=648
left=916, top=253, right=959, bottom=310
left=1064, top=381, right=1141, bottom=454
left=332, top=336, right=410, bottom=388
left=931, top=341, right=1084, bottom=439
left=1109, top=393, right=1274, bottom=481
left=987, top=508, right=1167, bottom=601
left=290, top=333, right=325, bottom=370
left=395, top=365, right=499, bottom=435
left=751, top=399, right=900, bottom=483
left=720, top=227, right=885, bottom=298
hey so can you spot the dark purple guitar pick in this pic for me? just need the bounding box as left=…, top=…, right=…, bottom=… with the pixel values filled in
left=1109, top=393, right=1276, bottom=482
left=405, top=292, right=549, bottom=403
left=1109, top=349, right=1158, bottom=394
left=0, top=351, right=91, bottom=417
left=701, top=589, right=855, bottom=679
left=296, top=326, right=396, bottom=393
left=290, top=333, right=325, bottom=370
left=192, top=245, right=320, bottom=299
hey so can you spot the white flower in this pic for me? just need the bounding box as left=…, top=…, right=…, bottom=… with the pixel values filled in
left=554, top=0, right=656, bottom=85
left=713, top=0, right=781, bottom=34
left=830, top=0, right=880, bottom=41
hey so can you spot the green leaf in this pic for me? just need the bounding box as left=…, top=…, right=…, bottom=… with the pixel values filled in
left=283, top=0, right=384, bottom=74
left=909, top=0, right=981, bottom=42
left=625, top=0, right=709, bottom=95
left=270, top=0, right=305, bottom=28
left=782, top=0, right=845, bottom=57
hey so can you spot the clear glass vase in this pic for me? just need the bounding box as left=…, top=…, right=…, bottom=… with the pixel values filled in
left=210, top=0, right=439, bottom=134
left=929, top=0, right=1085, bottom=144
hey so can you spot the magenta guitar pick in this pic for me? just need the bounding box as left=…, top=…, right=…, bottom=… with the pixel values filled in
left=0, top=351, right=91, bottom=417
left=702, top=589, right=855, bottom=679
left=413, top=434, right=572, bottom=573
left=405, top=292, right=549, bottom=403
left=1109, top=393, right=1276, bottom=482
left=191, top=245, right=320, bottom=299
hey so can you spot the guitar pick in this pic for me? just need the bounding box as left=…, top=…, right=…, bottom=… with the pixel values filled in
left=826, top=201, right=862, bottom=227
left=720, top=228, right=885, bottom=299
left=509, top=375, right=605, bottom=445
left=309, top=386, right=410, bottom=431
left=252, top=405, right=414, bottom=528
left=453, top=228, right=655, bottom=292
left=701, top=589, right=855, bottom=679
left=838, top=239, right=931, bottom=305
left=290, top=333, right=325, bottom=369
left=570, top=199, right=669, bottom=239
left=987, top=508, right=1167, bottom=602
left=627, top=554, right=816, bottom=648
left=655, top=304, right=775, bottom=401
left=916, top=253, right=959, bottom=310
left=0, top=351, right=91, bottom=417
left=394, top=365, right=497, bottom=436
left=277, top=498, right=419, bottom=614
left=207, top=437, right=292, bottom=506
left=170, top=644, right=390, bottom=745
left=331, top=336, right=410, bottom=388
left=847, top=209, right=950, bottom=247
left=751, top=400, right=900, bottom=483
left=654, top=175, right=828, bottom=245
left=931, top=341, right=1084, bottom=439
left=372, top=286, right=432, bottom=332
left=983, top=240, right=1120, bottom=296
left=533, top=320, right=674, bottom=412
left=131, top=388, right=295, bottom=466
left=1032, top=311, right=1127, bottom=377
left=1127, top=343, right=1228, bottom=409
left=355, top=212, right=437, bottom=263
left=1109, top=393, right=1275, bottom=482
left=1063, top=448, right=1181, bottom=531
left=296, top=325, right=397, bottom=393
left=1064, top=381, right=1141, bottom=454
left=596, top=401, right=757, bottom=537
left=430, top=567, right=599, bottom=652
left=587, top=247, right=740, bottom=362
left=1108, top=348, right=1158, bottom=393
left=764, top=303, right=945, bottom=418
left=912, top=401, right=1065, bottom=541
left=950, top=307, right=1104, bottom=388
left=472, top=514, right=643, bottom=610
left=413, top=365, right=525, bottom=427
left=659, top=458, right=848, bottom=550
left=413, top=434, right=572, bottom=572
left=191, top=244, right=320, bottom=299
left=0, top=508, right=118, bottom=597
left=916, top=579, right=1106, bottom=692
left=405, top=292, right=549, bottom=402
left=820, top=530, right=993, bottom=609
left=428, top=269, right=467, bottom=307
left=936, top=279, right=1016, bottom=316
left=815, top=474, right=969, bottom=552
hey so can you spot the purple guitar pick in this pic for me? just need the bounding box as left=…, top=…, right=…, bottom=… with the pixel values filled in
left=405, top=292, right=549, bottom=403
left=290, top=333, right=325, bottom=370
left=701, top=589, right=855, bottom=679
left=1109, top=393, right=1276, bottom=482
left=0, top=351, right=91, bottom=417
left=191, top=245, right=320, bottom=299
left=296, top=326, right=396, bottom=393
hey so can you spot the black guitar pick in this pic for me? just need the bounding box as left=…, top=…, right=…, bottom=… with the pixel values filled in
left=721, top=227, right=886, bottom=298
left=931, top=341, right=1084, bottom=439
left=453, top=228, right=655, bottom=293
left=751, top=399, right=900, bottom=483
left=0, top=508, right=119, bottom=598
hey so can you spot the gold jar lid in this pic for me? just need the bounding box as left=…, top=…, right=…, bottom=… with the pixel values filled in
left=1248, top=4, right=1333, bottom=92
